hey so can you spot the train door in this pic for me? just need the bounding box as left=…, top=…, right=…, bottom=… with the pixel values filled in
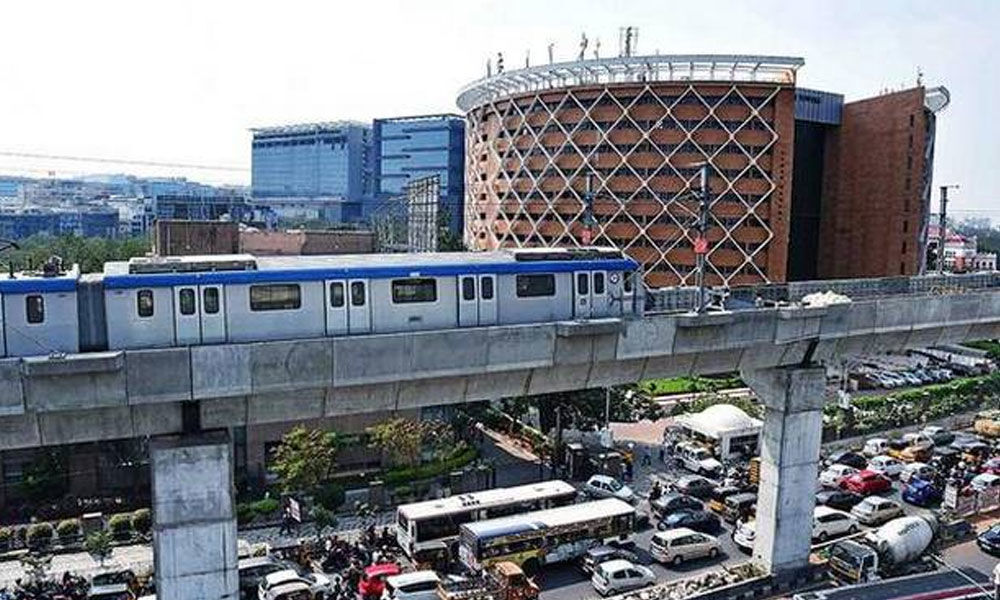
left=173, top=286, right=200, bottom=345
left=347, top=279, right=371, bottom=334
left=325, top=280, right=348, bottom=335
left=0, top=293, right=6, bottom=357
left=574, top=271, right=592, bottom=319
left=478, top=274, right=497, bottom=326
left=458, top=275, right=478, bottom=327
left=199, top=285, right=226, bottom=343
left=590, top=271, right=608, bottom=317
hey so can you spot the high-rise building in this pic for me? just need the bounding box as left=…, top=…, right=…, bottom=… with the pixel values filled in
left=250, top=121, right=373, bottom=222
left=372, top=114, right=466, bottom=234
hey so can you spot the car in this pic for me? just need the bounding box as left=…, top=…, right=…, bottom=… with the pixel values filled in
left=816, top=489, right=865, bottom=511
left=87, top=584, right=135, bottom=600
left=580, top=545, right=639, bottom=575
left=851, top=497, right=904, bottom=526
left=649, top=528, right=721, bottom=566
left=672, top=475, right=717, bottom=499
left=358, top=563, right=402, bottom=600
left=591, top=559, right=656, bottom=596
left=657, top=509, right=722, bottom=534
left=982, top=457, right=1000, bottom=475
left=841, top=470, right=892, bottom=495
left=384, top=571, right=442, bottom=600
left=902, top=479, right=943, bottom=507
left=977, top=524, right=1000, bottom=556
left=867, top=455, right=905, bottom=478
left=899, top=462, right=936, bottom=484
left=261, top=581, right=313, bottom=600
left=239, top=557, right=292, bottom=600
left=585, top=475, right=637, bottom=503
left=902, top=432, right=936, bottom=448
left=650, top=492, right=704, bottom=517
left=971, top=473, right=1000, bottom=493
left=863, top=438, right=890, bottom=458
left=825, top=450, right=868, bottom=470
left=820, top=464, right=859, bottom=488
left=675, top=441, right=723, bottom=478
left=734, top=507, right=858, bottom=551
left=258, top=568, right=334, bottom=600
left=721, top=492, right=757, bottom=523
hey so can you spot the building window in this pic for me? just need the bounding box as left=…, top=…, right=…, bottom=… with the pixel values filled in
left=249, top=284, right=301, bottom=311
left=179, top=288, right=196, bottom=316
left=481, top=277, right=494, bottom=300
left=392, top=278, right=437, bottom=304
left=137, top=290, right=155, bottom=318
left=203, top=288, right=220, bottom=314
left=903, top=221, right=909, bottom=233
left=902, top=241, right=908, bottom=254
left=516, top=274, right=556, bottom=298
left=462, top=277, right=476, bottom=301
left=25, top=295, right=44, bottom=324
left=329, top=282, right=345, bottom=308
left=351, top=281, right=366, bottom=307
left=594, top=272, right=605, bottom=295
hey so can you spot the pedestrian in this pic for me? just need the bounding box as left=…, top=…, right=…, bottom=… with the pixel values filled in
left=279, top=498, right=294, bottom=536
left=658, top=446, right=666, bottom=464
left=624, top=458, right=634, bottom=481
left=641, top=449, right=652, bottom=467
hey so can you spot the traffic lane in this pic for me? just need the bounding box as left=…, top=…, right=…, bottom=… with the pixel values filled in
left=941, top=536, right=998, bottom=578
left=536, top=521, right=742, bottom=600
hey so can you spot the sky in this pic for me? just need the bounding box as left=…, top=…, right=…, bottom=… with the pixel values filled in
left=0, top=0, right=996, bottom=218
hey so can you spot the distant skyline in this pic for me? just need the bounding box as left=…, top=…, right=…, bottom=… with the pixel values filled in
left=0, top=0, right=996, bottom=217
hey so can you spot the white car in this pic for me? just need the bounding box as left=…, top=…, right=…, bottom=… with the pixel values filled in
left=675, top=442, right=723, bottom=477
left=971, top=473, right=1000, bottom=493
left=737, top=506, right=858, bottom=550
left=863, top=438, right=890, bottom=458
left=850, top=497, right=904, bottom=526
left=258, top=569, right=333, bottom=600
left=384, top=571, right=441, bottom=600
left=649, top=527, right=721, bottom=566
left=899, top=462, right=936, bottom=484
left=820, top=464, right=859, bottom=488
left=591, top=559, right=656, bottom=596
left=584, top=475, right=636, bottom=503
left=867, top=455, right=904, bottom=478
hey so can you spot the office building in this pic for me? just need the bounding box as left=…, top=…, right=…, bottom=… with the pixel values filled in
left=251, top=121, right=373, bottom=222
left=0, top=207, right=119, bottom=239
left=373, top=114, right=466, bottom=234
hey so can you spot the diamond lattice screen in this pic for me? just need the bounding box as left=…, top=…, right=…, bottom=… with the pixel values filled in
left=465, top=82, right=792, bottom=288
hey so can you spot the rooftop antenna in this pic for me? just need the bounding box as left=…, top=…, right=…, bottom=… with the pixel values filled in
left=496, top=52, right=504, bottom=74
left=547, top=43, right=554, bottom=64
left=619, top=26, right=636, bottom=57
left=578, top=33, right=588, bottom=61
left=917, top=67, right=924, bottom=86
left=525, top=49, right=530, bottom=69
left=593, top=38, right=601, bottom=60
left=486, top=58, right=492, bottom=77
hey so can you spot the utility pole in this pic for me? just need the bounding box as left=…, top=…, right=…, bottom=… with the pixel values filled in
left=583, top=174, right=596, bottom=245
left=937, top=185, right=959, bottom=275
left=694, top=164, right=711, bottom=313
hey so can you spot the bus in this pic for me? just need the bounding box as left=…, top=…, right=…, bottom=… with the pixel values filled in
left=458, top=498, right=636, bottom=574
left=395, top=480, right=578, bottom=559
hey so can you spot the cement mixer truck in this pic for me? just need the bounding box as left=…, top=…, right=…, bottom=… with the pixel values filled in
left=828, top=514, right=937, bottom=584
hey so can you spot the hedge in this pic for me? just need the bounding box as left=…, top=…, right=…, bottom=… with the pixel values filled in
left=0, top=527, right=11, bottom=546
left=384, top=445, right=479, bottom=487
left=56, top=519, right=81, bottom=539
left=108, top=513, right=133, bottom=539
left=26, top=522, right=53, bottom=546
left=314, top=483, right=345, bottom=511
left=131, top=509, right=152, bottom=535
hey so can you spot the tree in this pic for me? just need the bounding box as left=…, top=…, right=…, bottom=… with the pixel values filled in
left=3, top=234, right=150, bottom=274
left=311, top=506, right=338, bottom=542
left=84, top=530, right=113, bottom=567
left=18, top=448, right=68, bottom=504
left=270, top=427, right=339, bottom=494
left=368, top=418, right=455, bottom=468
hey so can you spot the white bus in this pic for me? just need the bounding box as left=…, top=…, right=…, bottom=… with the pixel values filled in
left=395, top=480, right=578, bottom=559
left=458, top=498, right=636, bottom=575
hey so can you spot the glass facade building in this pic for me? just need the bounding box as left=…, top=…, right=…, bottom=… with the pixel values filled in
left=251, top=121, right=373, bottom=221
left=373, top=114, right=465, bottom=234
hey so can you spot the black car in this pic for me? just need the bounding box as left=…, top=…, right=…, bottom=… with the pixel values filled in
left=657, top=509, right=722, bottom=534
left=651, top=492, right=704, bottom=517
left=673, top=475, right=717, bottom=499
left=816, top=489, right=865, bottom=511
left=976, top=524, right=1000, bottom=556
left=580, top=544, right=640, bottom=573
left=825, top=450, right=867, bottom=470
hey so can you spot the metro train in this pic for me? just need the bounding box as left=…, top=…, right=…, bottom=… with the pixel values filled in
left=0, top=247, right=642, bottom=358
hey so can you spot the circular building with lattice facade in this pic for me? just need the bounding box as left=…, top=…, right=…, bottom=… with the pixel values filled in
left=458, top=54, right=802, bottom=288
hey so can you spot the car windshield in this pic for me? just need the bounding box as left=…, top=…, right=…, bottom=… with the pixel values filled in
left=606, top=479, right=622, bottom=492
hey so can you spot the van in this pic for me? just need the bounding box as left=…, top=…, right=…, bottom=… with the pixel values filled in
left=649, top=527, right=721, bottom=566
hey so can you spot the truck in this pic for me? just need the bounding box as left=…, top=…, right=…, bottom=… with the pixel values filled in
left=828, top=515, right=937, bottom=584
left=793, top=567, right=991, bottom=600
left=437, top=561, right=539, bottom=600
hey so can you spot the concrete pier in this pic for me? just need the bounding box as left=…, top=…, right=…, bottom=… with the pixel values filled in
left=151, top=432, right=238, bottom=600
left=743, top=366, right=826, bottom=574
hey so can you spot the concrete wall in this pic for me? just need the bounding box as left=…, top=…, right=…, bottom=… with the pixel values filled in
left=0, top=291, right=997, bottom=450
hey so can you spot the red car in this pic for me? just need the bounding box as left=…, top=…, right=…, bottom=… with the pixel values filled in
left=982, top=457, right=1000, bottom=475
left=358, top=563, right=401, bottom=600
left=840, top=469, right=892, bottom=495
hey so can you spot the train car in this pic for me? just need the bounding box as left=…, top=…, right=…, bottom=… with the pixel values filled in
left=0, top=260, right=81, bottom=358
left=96, top=247, right=641, bottom=352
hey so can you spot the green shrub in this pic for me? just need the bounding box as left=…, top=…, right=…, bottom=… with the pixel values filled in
left=14, top=526, right=26, bottom=543
left=384, top=445, right=478, bottom=487
left=236, top=503, right=255, bottom=525
left=26, top=522, right=53, bottom=547
left=131, top=509, right=152, bottom=535
left=55, top=519, right=81, bottom=540
left=0, top=527, right=11, bottom=547
left=394, top=485, right=413, bottom=499
left=108, top=513, right=133, bottom=539
left=314, top=483, right=345, bottom=511
left=250, top=497, right=280, bottom=518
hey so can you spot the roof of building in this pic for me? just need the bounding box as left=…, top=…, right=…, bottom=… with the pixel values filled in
left=457, top=53, right=804, bottom=111
left=250, top=121, right=370, bottom=136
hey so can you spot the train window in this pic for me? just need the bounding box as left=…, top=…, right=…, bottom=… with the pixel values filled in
left=392, top=278, right=437, bottom=304
left=481, top=277, right=494, bottom=300
left=576, top=273, right=589, bottom=295
left=624, top=272, right=634, bottom=293
left=462, top=277, right=476, bottom=301
left=516, top=274, right=556, bottom=297
left=351, top=282, right=366, bottom=307
left=249, top=284, right=301, bottom=311
left=137, top=290, right=154, bottom=318
left=594, top=272, right=605, bottom=295
left=25, top=295, right=44, bottom=324
left=203, top=288, right=220, bottom=314
left=330, top=282, right=345, bottom=308
left=178, top=289, right=196, bottom=315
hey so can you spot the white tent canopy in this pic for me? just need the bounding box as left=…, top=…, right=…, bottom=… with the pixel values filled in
left=675, top=404, right=762, bottom=459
